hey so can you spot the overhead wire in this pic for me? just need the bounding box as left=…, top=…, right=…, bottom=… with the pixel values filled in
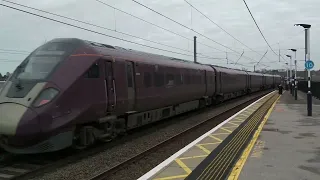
left=0, top=4, right=197, bottom=57
left=3, top=0, right=192, bottom=55
left=94, top=0, right=222, bottom=53
left=183, top=0, right=273, bottom=64
left=2, top=0, right=230, bottom=62
left=242, top=0, right=287, bottom=64
left=242, top=0, right=276, bottom=55
left=1, top=1, right=284, bottom=70
left=0, top=3, right=229, bottom=65
left=131, top=0, right=258, bottom=64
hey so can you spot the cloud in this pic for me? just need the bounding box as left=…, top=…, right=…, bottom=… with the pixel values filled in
left=0, top=0, right=318, bottom=74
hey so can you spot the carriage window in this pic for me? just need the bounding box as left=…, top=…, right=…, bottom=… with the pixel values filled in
left=166, top=73, right=174, bottom=85
left=185, top=74, right=191, bottom=84
left=175, top=74, right=182, bottom=85
left=127, top=63, right=134, bottom=88
left=197, top=75, right=202, bottom=84
left=192, top=75, right=197, bottom=84
left=154, top=72, right=164, bottom=87
left=85, top=63, right=99, bottom=78
left=144, top=72, right=152, bottom=87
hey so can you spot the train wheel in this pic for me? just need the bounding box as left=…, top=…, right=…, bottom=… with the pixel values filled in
left=99, top=122, right=117, bottom=143
left=72, top=126, right=96, bottom=150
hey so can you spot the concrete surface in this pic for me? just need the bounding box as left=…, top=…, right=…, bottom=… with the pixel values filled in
left=239, top=91, right=320, bottom=180
left=0, top=81, right=4, bottom=89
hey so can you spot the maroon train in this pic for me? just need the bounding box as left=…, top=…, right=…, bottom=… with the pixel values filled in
left=0, top=38, right=281, bottom=154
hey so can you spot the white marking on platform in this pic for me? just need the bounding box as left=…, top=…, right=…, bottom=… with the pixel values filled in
left=137, top=91, right=275, bottom=180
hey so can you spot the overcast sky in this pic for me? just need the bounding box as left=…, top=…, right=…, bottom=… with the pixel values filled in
left=0, top=0, right=318, bottom=74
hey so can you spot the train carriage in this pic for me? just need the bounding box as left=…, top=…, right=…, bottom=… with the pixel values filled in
left=211, top=66, right=248, bottom=101
left=0, top=38, right=279, bottom=154
left=247, top=72, right=264, bottom=93
left=263, top=73, right=275, bottom=89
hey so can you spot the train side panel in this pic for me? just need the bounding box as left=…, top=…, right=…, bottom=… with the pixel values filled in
left=211, top=66, right=247, bottom=100
left=205, top=69, right=216, bottom=98
left=247, top=72, right=263, bottom=92
left=264, top=74, right=274, bottom=88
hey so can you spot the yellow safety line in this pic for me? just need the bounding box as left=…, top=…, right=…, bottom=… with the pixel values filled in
left=202, top=107, right=266, bottom=179
left=232, top=119, right=244, bottom=122
left=227, top=94, right=281, bottom=180
left=179, top=155, right=208, bottom=160
left=198, top=142, right=221, bottom=146
left=230, top=120, right=244, bottom=123
left=212, top=133, right=230, bottom=136
left=196, top=144, right=211, bottom=154
left=152, top=92, right=277, bottom=180
left=242, top=111, right=252, bottom=115
left=215, top=106, right=269, bottom=179
left=221, top=127, right=232, bottom=133
left=194, top=94, right=276, bottom=179
left=153, top=174, right=188, bottom=180
left=227, top=122, right=240, bottom=126
left=237, top=114, right=249, bottom=117
left=223, top=126, right=238, bottom=128
left=174, top=159, right=192, bottom=174
left=209, top=135, right=223, bottom=142
left=246, top=108, right=256, bottom=112
left=234, top=117, right=245, bottom=121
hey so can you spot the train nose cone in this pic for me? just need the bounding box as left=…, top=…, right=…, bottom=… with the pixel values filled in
left=0, top=103, right=40, bottom=136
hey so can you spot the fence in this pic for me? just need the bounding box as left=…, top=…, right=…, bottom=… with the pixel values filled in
left=298, top=80, right=320, bottom=99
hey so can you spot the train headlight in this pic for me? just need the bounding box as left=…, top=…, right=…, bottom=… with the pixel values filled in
left=33, top=88, right=59, bottom=107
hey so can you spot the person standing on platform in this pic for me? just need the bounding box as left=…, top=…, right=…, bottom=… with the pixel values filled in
left=278, top=84, right=283, bottom=94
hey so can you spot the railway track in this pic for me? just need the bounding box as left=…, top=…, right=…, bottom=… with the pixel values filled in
left=0, top=151, right=74, bottom=180
left=89, top=90, right=274, bottom=180
left=0, top=90, right=272, bottom=180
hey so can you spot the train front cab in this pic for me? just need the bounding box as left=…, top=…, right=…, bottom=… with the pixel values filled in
left=0, top=39, right=87, bottom=154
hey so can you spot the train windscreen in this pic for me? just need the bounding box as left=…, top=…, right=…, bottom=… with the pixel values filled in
left=11, top=42, right=76, bottom=81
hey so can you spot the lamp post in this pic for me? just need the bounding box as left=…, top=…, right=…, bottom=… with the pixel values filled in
left=285, top=62, right=289, bottom=90
left=294, top=23, right=312, bottom=116
left=286, top=55, right=292, bottom=94
left=289, top=49, right=298, bottom=100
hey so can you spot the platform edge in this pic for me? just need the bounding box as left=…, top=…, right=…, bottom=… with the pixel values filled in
left=137, top=90, right=276, bottom=180
left=227, top=93, right=281, bottom=180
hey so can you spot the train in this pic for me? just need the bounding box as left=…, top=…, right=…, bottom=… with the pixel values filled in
left=0, top=38, right=281, bottom=154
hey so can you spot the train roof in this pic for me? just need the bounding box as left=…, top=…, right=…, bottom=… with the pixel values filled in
left=79, top=39, right=214, bottom=71
left=211, top=65, right=248, bottom=75
left=263, top=73, right=275, bottom=77
left=246, top=71, right=264, bottom=76
left=45, top=38, right=280, bottom=76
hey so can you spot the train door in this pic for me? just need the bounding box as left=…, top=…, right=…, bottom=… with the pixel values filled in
left=249, top=75, right=251, bottom=90
left=104, top=59, right=116, bottom=112
left=204, top=70, right=207, bottom=95
left=126, top=61, right=136, bottom=111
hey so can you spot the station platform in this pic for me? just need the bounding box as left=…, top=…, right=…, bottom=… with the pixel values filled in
left=138, top=91, right=280, bottom=180
left=230, top=91, right=320, bottom=180
left=138, top=90, right=320, bottom=180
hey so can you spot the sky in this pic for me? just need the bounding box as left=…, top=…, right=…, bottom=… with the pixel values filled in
left=0, top=0, right=318, bottom=74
